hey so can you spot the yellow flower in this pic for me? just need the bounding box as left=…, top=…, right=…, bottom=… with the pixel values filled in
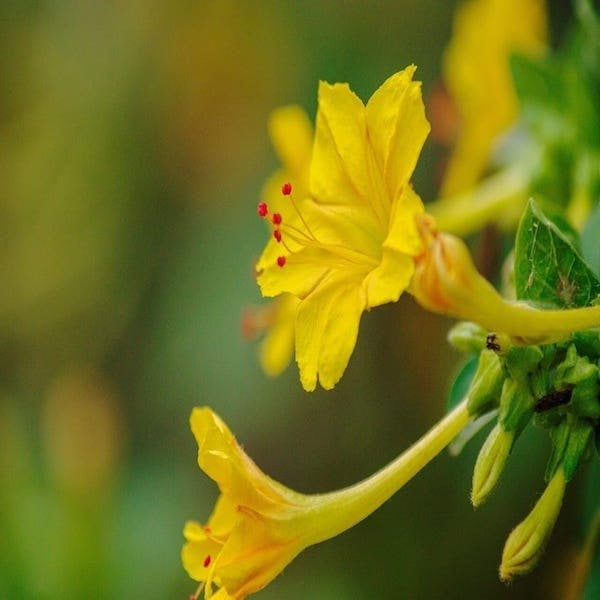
left=441, top=0, right=547, bottom=196
left=256, top=66, right=430, bottom=391
left=182, top=402, right=470, bottom=599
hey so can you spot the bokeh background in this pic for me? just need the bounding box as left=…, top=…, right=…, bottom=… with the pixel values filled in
left=0, top=1, right=587, bottom=598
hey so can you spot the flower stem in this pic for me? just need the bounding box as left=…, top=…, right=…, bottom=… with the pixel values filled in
left=308, top=399, right=471, bottom=543
left=428, top=168, right=527, bottom=237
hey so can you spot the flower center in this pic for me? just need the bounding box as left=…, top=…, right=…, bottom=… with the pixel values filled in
left=257, top=182, right=379, bottom=270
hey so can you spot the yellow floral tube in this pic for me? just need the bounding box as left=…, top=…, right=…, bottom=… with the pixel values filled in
left=183, top=402, right=470, bottom=599
left=410, top=220, right=600, bottom=344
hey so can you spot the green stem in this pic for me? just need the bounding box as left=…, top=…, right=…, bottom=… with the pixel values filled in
left=428, top=168, right=527, bottom=237
left=306, top=398, right=471, bottom=543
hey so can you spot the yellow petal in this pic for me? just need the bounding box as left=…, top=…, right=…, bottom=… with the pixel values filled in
left=190, top=408, right=300, bottom=512
left=258, top=246, right=331, bottom=299
left=181, top=528, right=224, bottom=581
left=268, top=105, right=313, bottom=179
left=259, top=294, right=298, bottom=377
left=366, top=66, right=431, bottom=202
left=310, top=81, right=388, bottom=226
left=295, top=273, right=365, bottom=391
left=384, top=184, right=425, bottom=256
left=217, top=516, right=301, bottom=600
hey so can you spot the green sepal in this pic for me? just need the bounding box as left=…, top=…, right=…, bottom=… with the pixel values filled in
left=545, top=420, right=570, bottom=481
left=574, top=330, right=600, bottom=357
left=503, top=345, right=543, bottom=381
left=499, top=378, right=535, bottom=436
left=563, top=419, right=595, bottom=481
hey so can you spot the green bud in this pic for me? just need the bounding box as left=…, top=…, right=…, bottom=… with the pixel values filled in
left=573, top=329, right=600, bottom=356
left=499, top=468, right=567, bottom=581
left=499, top=378, right=535, bottom=436
left=471, top=424, right=514, bottom=507
left=467, top=350, right=505, bottom=415
left=555, top=344, right=597, bottom=387
left=503, top=346, right=544, bottom=381
left=447, top=322, right=488, bottom=353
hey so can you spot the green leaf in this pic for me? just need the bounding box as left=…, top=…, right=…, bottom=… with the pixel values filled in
left=582, top=202, right=600, bottom=277
left=514, top=199, right=600, bottom=308
left=447, top=356, right=478, bottom=413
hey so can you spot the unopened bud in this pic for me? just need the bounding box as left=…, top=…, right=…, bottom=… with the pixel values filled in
left=499, top=378, right=535, bottom=436
left=447, top=322, right=488, bottom=353
left=471, top=424, right=514, bottom=507
left=467, top=350, right=504, bottom=415
left=500, top=469, right=567, bottom=581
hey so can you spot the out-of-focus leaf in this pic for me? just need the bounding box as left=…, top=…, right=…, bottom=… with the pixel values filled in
left=582, top=202, right=600, bottom=277
left=447, top=356, right=478, bottom=412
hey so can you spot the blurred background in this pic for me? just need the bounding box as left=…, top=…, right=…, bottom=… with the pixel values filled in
left=0, top=1, right=586, bottom=598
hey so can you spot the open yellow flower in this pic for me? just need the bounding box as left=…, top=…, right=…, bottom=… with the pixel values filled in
left=440, top=0, right=547, bottom=196
left=182, top=402, right=470, bottom=599
left=256, top=66, right=430, bottom=390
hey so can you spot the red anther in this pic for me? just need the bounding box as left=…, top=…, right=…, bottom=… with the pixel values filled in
left=257, top=202, right=268, bottom=217
left=203, top=555, right=212, bottom=568
left=281, top=182, right=292, bottom=196
left=277, top=256, right=286, bottom=267
left=272, top=213, right=282, bottom=225
left=273, top=230, right=282, bottom=242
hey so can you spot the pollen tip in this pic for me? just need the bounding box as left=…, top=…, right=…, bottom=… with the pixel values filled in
left=281, top=182, right=292, bottom=196
left=257, top=202, right=268, bottom=217
left=273, top=229, right=282, bottom=242
left=272, top=212, right=282, bottom=225
left=203, top=555, right=212, bottom=568
left=277, top=256, right=286, bottom=267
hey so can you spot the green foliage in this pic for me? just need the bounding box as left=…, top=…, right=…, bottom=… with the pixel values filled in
left=514, top=199, right=600, bottom=308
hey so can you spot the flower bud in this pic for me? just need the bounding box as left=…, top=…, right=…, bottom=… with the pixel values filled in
left=467, top=350, right=505, bottom=415
left=498, top=378, right=535, bottom=436
left=447, top=321, right=488, bottom=353
left=471, top=424, right=514, bottom=507
left=500, top=468, right=567, bottom=581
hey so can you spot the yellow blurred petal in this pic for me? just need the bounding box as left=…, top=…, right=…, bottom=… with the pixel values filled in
left=441, top=0, right=547, bottom=195
left=259, top=295, right=298, bottom=377
left=295, top=273, right=364, bottom=391
left=268, top=105, right=313, bottom=179
left=366, top=66, right=431, bottom=201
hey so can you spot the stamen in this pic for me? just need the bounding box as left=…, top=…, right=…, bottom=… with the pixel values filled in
left=277, top=256, right=286, bottom=267
left=257, top=202, right=268, bottom=217
left=273, top=230, right=282, bottom=242
left=204, top=555, right=212, bottom=568
left=282, top=182, right=292, bottom=196
left=272, top=213, right=282, bottom=225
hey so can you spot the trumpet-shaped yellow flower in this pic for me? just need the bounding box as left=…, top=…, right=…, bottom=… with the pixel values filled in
left=256, top=66, right=430, bottom=391
left=182, top=402, right=470, bottom=599
left=441, top=0, right=547, bottom=196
